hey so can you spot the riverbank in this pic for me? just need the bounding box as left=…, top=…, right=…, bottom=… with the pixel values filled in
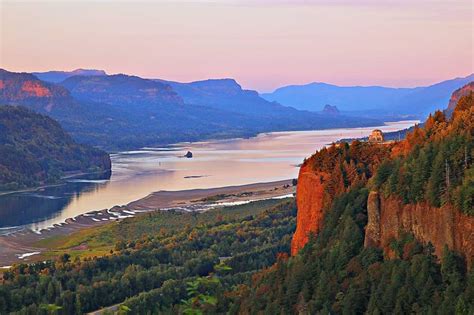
left=0, top=179, right=295, bottom=267
left=0, top=170, right=111, bottom=197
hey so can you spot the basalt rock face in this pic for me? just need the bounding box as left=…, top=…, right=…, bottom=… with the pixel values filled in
left=364, top=191, right=381, bottom=248
left=446, top=81, right=474, bottom=115
left=365, top=191, right=474, bottom=267
left=0, top=69, right=75, bottom=112
left=291, top=158, right=327, bottom=255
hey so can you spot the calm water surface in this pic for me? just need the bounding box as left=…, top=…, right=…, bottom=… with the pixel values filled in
left=0, top=121, right=417, bottom=232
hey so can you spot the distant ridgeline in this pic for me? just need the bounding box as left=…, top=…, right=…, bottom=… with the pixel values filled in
left=0, top=106, right=110, bottom=191
left=234, top=83, right=474, bottom=314
left=262, top=73, right=474, bottom=117
left=0, top=69, right=383, bottom=150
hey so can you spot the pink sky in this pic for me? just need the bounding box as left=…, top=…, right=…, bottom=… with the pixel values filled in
left=1, top=0, right=472, bottom=92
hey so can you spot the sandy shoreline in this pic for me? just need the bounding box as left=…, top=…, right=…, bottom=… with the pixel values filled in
left=0, top=179, right=295, bottom=267
left=0, top=170, right=110, bottom=197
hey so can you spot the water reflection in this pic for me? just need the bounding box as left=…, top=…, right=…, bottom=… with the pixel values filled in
left=0, top=171, right=111, bottom=228
left=0, top=121, right=418, bottom=232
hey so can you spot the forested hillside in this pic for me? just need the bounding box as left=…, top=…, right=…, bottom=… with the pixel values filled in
left=0, top=106, right=110, bottom=191
left=234, top=85, right=474, bottom=314
left=235, top=188, right=474, bottom=314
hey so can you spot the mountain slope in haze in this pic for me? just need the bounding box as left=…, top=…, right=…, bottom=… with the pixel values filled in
left=0, top=69, right=77, bottom=112
left=446, top=81, right=474, bottom=115
left=0, top=106, right=110, bottom=191
left=0, top=69, right=382, bottom=150
left=2, top=70, right=252, bottom=149
left=157, top=77, right=382, bottom=128
left=0, top=69, right=135, bottom=148
left=262, top=73, right=474, bottom=117
left=32, top=69, right=106, bottom=83
left=62, top=74, right=184, bottom=107
left=157, top=78, right=294, bottom=116
left=58, top=73, right=382, bottom=147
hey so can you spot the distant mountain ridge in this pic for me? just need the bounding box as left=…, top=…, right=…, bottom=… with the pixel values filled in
left=0, top=69, right=381, bottom=150
left=61, top=74, right=184, bottom=107
left=262, top=74, right=474, bottom=117
left=0, top=69, right=76, bottom=112
left=158, top=78, right=322, bottom=119
left=33, top=69, right=106, bottom=83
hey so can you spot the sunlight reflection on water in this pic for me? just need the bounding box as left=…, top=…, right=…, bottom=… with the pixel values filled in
left=0, top=121, right=418, bottom=232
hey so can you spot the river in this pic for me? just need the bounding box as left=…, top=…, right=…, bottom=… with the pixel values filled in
left=0, top=121, right=417, bottom=233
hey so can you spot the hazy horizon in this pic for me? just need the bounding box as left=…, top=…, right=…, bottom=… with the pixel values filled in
left=1, top=0, right=473, bottom=92
left=3, top=67, right=472, bottom=94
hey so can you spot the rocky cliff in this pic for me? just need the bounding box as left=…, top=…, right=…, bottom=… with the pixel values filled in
left=365, top=191, right=474, bottom=267
left=0, top=69, right=74, bottom=112
left=291, top=142, right=392, bottom=255
left=291, top=157, right=327, bottom=255
left=292, top=82, right=473, bottom=262
left=446, top=81, right=474, bottom=114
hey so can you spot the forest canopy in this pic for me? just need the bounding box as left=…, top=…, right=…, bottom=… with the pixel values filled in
left=0, top=105, right=110, bottom=191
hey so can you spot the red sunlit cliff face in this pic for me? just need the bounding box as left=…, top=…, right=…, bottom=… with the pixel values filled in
left=292, top=82, right=473, bottom=265
left=447, top=82, right=474, bottom=114
left=365, top=191, right=474, bottom=267
left=0, top=69, right=72, bottom=112
left=291, top=160, right=326, bottom=255
left=291, top=142, right=392, bottom=255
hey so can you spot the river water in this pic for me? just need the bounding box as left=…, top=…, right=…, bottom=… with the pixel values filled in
left=0, top=121, right=417, bottom=233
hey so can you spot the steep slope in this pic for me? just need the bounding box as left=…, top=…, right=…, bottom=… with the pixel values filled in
left=0, top=106, right=110, bottom=191
left=262, top=74, right=474, bottom=116
left=0, top=69, right=134, bottom=148
left=365, top=191, right=474, bottom=266
left=446, top=81, right=474, bottom=115
left=32, top=69, right=106, bottom=83
left=291, top=141, right=393, bottom=254
left=292, top=83, right=473, bottom=261
left=235, top=84, right=474, bottom=315
left=395, top=75, right=474, bottom=115
left=0, top=69, right=77, bottom=112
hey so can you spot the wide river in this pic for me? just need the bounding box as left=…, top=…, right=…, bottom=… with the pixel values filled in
left=0, top=121, right=417, bottom=233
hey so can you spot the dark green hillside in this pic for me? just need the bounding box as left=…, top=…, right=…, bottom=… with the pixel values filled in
left=233, top=86, right=474, bottom=315
left=235, top=188, right=474, bottom=314
left=0, top=106, right=110, bottom=191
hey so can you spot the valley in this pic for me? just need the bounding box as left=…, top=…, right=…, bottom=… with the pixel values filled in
left=1, top=0, right=472, bottom=313
left=0, top=120, right=416, bottom=234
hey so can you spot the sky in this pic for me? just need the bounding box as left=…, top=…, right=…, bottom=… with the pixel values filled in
left=1, top=0, right=473, bottom=92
